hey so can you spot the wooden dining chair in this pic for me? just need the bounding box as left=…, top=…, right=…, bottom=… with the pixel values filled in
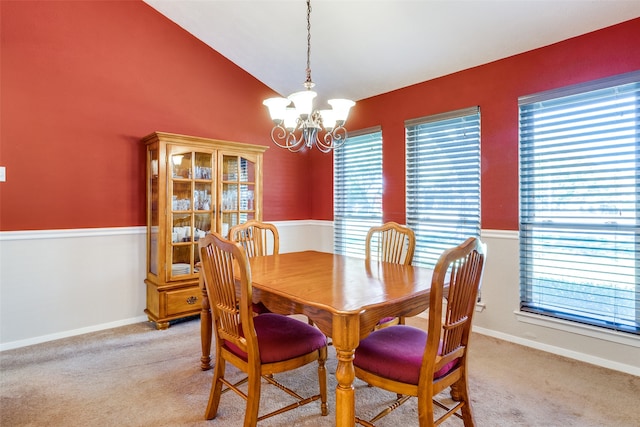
left=365, top=221, right=416, bottom=328
left=228, top=219, right=280, bottom=258
left=354, top=237, right=487, bottom=427
left=198, top=232, right=328, bottom=427
left=365, top=221, right=416, bottom=266
left=228, top=219, right=280, bottom=315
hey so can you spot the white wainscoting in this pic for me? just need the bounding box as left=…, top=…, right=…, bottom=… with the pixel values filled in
left=1, top=223, right=638, bottom=376
left=0, top=221, right=332, bottom=351
left=0, top=227, right=148, bottom=350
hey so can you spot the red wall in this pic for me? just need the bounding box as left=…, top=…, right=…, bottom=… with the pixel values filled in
left=0, top=0, right=311, bottom=231
left=2, top=2, right=639, bottom=232
left=310, top=18, right=640, bottom=230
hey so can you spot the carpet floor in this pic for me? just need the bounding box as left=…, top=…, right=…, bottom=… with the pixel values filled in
left=1, top=316, right=639, bottom=426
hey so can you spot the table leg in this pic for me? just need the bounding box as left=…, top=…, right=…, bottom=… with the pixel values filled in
left=332, top=314, right=360, bottom=427
left=199, top=273, right=212, bottom=370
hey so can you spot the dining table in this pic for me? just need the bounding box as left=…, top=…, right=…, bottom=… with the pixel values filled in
left=199, top=250, right=435, bottom=427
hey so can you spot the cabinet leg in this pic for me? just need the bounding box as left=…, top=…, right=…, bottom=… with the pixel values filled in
left=155, top=321, right=170, bottom=330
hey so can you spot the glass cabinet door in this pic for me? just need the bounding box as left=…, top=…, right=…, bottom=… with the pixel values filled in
left=220, top=153, right=257, bottom=237
left=167, top=145, right=216, bottom=281
left=148, top=147, right=160, bottom=276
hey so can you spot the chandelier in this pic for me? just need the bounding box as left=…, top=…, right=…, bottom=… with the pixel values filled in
left=262, top=0, right=355, bottom=153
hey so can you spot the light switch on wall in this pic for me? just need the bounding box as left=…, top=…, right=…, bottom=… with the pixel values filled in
left=0, top=166, right=6, bottom=182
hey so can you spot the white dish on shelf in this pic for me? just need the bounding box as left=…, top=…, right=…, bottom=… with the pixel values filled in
left=172, top=263, right=191, bottom=274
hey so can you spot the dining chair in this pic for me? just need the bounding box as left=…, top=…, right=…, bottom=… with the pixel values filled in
left=198, top=232, right=328, bottom=427
left=228, top=219, right=280, bottom=315
left=228, top=219, right=280, bottom=258
left=365, top=221, right=416, bottom=328
left=353, top=237, right=487, bottom=427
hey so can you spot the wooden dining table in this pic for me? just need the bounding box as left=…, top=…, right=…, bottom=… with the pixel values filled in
left=199, top=250, right=435, bottom=427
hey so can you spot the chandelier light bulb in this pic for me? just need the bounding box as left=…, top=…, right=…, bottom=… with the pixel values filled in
left=328, top=99, right=356, bottom=124
left=284, top=108, right=299, bottom=130
left=288, top=90, right=317, bottom=119
left=319, top=109, right=336, bottom=130
left=263, top=97, right=290, bottom=122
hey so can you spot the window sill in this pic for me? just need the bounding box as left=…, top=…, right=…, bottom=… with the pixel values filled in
left=514, top=310, right=639, bottom=348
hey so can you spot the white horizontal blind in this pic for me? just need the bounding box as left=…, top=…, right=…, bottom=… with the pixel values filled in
left=334, top=128, right=383, bottom=258
left=519, top=70, right=640, bottom=335
left=406, top=107, right=481, bottom=268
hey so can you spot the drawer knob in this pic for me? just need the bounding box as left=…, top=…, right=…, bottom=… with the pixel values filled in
left=186, top=296, right=198, bottom=305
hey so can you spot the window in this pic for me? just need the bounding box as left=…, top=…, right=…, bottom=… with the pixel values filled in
left=405, top=107, right=481, bottom=268
left=334, top=128, right=383, bottom=258
left=519, top=71, right=639, bottom=335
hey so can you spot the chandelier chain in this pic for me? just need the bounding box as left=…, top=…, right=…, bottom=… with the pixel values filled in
left=305, top=0, right=312, bottom=86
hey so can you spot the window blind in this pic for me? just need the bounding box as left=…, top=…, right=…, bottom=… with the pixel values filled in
left=519, top=70, right=640, bottom=335
left=334, top=128, right=383, bottom=258
left=405, top=107, right=481, bottom=268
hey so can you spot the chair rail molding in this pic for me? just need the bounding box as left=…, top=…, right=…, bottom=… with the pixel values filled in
left=0, top=226, right=146, bottom=241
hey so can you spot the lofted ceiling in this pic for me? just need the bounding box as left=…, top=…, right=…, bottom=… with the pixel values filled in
left=143, top=0, right=640, bottom=106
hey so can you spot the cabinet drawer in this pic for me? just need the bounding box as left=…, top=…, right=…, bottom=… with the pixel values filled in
left=166, top=287, right=201, bottom=316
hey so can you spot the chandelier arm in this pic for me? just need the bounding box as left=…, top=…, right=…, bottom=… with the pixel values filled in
left=315, top=138, right=332, bottom=153
left=270, top=124, right=306, bottom=152
left=289, top=131, right=307, bottom=152
left=315, top=133, right=332, bottom=153
left=316, top=126, right=348, bottom=152
left=331, top=126, right=349, bottom=150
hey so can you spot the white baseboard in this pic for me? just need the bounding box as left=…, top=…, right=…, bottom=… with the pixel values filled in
left=472, top=326, right=640, bottom=377
left=0, top=315, right=150, bottom=352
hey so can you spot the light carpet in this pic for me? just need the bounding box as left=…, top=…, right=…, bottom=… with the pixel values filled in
left=1, top=317, right=639, bottom=426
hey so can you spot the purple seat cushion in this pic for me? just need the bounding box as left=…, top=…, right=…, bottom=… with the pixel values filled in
left=354, top=325, right=458, bottom=385
left=377, top=316, right=397, bottom=325
left=224, top=313, right=327, bottom=364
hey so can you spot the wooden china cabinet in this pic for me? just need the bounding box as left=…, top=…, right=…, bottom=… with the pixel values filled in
left=143, top=131, right=268, bottom=329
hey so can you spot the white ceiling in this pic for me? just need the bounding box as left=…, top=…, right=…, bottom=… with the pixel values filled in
left=144, top=0, right=640, bottom=106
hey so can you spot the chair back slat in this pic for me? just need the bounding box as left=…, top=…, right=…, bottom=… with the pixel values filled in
left=199, top=232, right=255, bottom=354
left=229, top=220, right=280, bottom=258
left=365, top=222, right=416, bottom=265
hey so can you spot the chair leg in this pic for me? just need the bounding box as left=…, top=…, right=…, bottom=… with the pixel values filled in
left=417, top=389, right=436, bottom=427
left=453, top=376, right=476, bottom=427
left=450, top=382, right=462, bottom=401
left=243, top=370, right=262, bottom=427
left=318, top=346, right=328, bottom=416
left=205, top=358, right=226, bottom=420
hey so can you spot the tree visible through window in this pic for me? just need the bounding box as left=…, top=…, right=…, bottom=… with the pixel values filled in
left=519, top=71, right=640, bottom=335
